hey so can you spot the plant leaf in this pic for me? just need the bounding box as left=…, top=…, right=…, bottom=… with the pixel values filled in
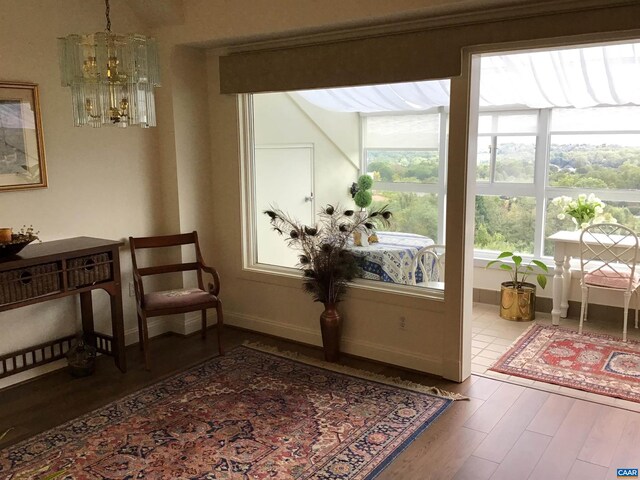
left=531, top=260, right=549, bottom=272
left=498, top=251, right=513, bottom=259
left=486, top=260, right=501, bottom=268
left=537, top=274, right=548, bottom=289
left=499, top=264, right=513, bottom=271
left=512, top=255, right=522, bottom=267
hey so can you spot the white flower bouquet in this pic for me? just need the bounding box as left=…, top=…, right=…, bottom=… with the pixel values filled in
left=551, top=194, right=616, bottom=229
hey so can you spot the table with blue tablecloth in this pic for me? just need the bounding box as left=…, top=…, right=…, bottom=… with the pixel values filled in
left=349, top=231, right=434, bottom=284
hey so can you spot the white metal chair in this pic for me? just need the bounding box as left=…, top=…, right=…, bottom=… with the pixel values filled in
left=411, top=244, right=445, bottom=288
left=579, top=223, right=640, bottom=341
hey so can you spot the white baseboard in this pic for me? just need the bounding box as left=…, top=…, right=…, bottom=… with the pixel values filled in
left=0, top=311, right=441, bottom=390
left=222, top=310, right=442, bottom=374
left=124, top=317, right=169, bottom=346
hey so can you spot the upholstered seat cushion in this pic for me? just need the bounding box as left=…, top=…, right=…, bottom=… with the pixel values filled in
left=144, top=288, right=217, bottom=311
left=584, top=266, right=640, bottom=290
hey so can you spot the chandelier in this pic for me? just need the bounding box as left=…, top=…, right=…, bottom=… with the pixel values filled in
left=58, top=0, right=160, bottom=128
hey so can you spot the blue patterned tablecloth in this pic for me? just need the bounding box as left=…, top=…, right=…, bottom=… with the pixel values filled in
left=349, top=231, right=434, bottom=284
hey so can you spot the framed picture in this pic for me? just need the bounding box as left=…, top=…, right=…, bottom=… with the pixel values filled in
left=0, top=82, right=47, bottom=191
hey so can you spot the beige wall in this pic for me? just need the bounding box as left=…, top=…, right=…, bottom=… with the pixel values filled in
left=0, top=0, right=213, bottom=387
left=253, top=92, right=359, bottom=267
left=0, top=0, right=162, bottom=387
left=1, top=0, right=636, bottom=388
left=254, top=92, right=359, bottom=201
left=164, top=1, right=639, bottom=383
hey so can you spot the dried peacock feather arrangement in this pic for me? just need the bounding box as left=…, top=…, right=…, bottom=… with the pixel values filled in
left=264, top=204, right=391, bottom=304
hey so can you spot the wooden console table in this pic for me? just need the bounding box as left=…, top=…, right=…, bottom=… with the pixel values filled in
left=0, top=237, right=126, bottom=378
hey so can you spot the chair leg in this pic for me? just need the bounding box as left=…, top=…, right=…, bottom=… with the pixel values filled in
left=623, top=292, right=631, bottom=342
left=579, top=286, right=588, bottom=335
left=216, top=299, right=224, bottom=356
left=137, top=313, right=144, bottom=350
left=585, top=288, right=590, bottom=322
left=140, top=313, right=151, bottom=370
left=634, top=290, right=640, bottom=328
left=201, top=310, right=207, bottom=339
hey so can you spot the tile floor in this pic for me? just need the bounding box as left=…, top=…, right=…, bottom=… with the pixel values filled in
left=471, top=302, right=640, bottom=412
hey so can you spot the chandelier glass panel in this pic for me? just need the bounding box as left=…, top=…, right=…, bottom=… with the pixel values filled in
left=58, top=0, right=160, bottom=128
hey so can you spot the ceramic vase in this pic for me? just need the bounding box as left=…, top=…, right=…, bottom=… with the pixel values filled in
left=320, top=303, right=341, bottom=362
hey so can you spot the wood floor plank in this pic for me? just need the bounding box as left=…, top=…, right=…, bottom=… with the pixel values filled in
left=578, top=407, right=631, bottom=467
left=527, top=394, right=576, bottom=436
left=528, top=399, right=605, bottom=480
left=411, top=427, right=487, bottom=480
left=378, top=426, right=487, bottom=479
left=461, top=376, right=502, bottom=400
left=377, top=399, right=484, bottom=479
left=567, top=460, right=608, bottom=480
left=489, top=430, right=552, bottom=480
left=464, top=383, right=525, bottom=433
left=473, top=388, right=549, bottom=463
left=605, top=413, right=640, bottom=480
left=453, top=455, right=499, bottom=480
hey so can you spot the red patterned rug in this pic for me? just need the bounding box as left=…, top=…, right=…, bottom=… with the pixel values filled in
left=490, top=324, right=640, bottom=402
left=0, top=345, right=453, bottom=479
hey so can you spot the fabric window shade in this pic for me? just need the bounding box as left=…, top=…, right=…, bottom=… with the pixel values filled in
left=365, top=114, right=440, bottom=149
left=218, top=2, right=640, bottom=95
left=551, top=106, right=640, bottom=131
left=297, top=81, right=450, bottom=113
left=478, top=113, right=538, bottom=135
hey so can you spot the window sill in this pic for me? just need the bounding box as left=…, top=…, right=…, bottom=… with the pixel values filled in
left=240, top=264, right=445, bottom=308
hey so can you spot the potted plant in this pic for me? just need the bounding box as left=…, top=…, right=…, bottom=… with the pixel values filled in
left=0, top=225, right=39, bottom=258
left=486, top=252, right=549, bottom=321
left=350, top=174, right=374, bottom=211
left=66, top=336, right=97, bottom=377
left=265, top=204, right=391, bottom=361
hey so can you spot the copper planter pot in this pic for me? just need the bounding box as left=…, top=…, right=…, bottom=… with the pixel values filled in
left=320, top=303, right=341, bottom=362
left=500, top=281, right=536, bottom=321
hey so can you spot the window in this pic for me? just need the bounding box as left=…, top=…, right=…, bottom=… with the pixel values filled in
left=245, top=85, right=451, bottom=292
left=476, top=111, right=538, bottom=184
left=363, top=111, right=448, bottom=243
left=474, top=111, right=541, bottom=254
left=474, top=41, right=640, bottom=258
left=475, top=105, right=640, bottom=258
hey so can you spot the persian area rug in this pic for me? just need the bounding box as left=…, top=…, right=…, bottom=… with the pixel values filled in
left=490, top=324, right=640, bottom=402
left=0, top=345, right=454, bottom=479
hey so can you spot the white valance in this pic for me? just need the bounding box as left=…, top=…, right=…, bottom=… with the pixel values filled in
left=297, top=43, right=640, bottom=113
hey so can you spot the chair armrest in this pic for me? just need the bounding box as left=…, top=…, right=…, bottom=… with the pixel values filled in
left=201, top=263, right=221, bottom=296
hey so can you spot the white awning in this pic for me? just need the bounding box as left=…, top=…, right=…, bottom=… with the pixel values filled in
left=297, top=43, right=640, bottom=112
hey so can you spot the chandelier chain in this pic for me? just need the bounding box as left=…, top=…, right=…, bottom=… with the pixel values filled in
left=105, top=0, right=111, bottom=32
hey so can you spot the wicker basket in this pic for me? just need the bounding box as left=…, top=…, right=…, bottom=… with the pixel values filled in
left=0, top=263, right=61, bottom=304
left=67, top=253, right=112, bottom=288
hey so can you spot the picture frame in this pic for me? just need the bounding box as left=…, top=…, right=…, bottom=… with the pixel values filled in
left=0, top=82, right=47, bottom=191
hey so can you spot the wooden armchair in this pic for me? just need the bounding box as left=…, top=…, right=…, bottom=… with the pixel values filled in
left=129, top=232, right=223, bottom=369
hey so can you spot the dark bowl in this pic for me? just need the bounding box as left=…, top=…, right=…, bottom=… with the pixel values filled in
left=0, top=239, right=34, bottom=259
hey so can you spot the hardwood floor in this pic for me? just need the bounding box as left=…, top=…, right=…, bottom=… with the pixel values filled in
left=0, top=327, right=637, bottom=479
